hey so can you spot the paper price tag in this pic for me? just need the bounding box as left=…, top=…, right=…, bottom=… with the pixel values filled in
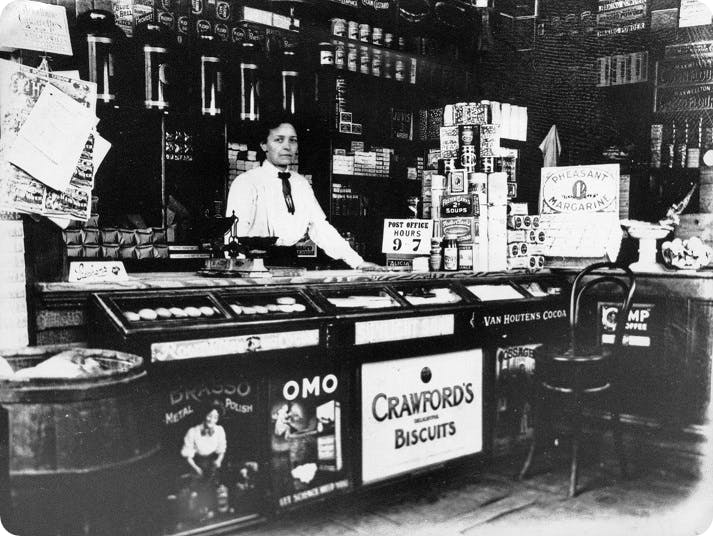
left=381, top=219, right=433, bottom=255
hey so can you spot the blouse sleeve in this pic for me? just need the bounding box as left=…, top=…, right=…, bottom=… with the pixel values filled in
left=181, top=426, right=197, bottom=459
left=302, top=184, right=364, bottom=268
left=215, top=426, right=227, bottom=455
left=225, top=177, right=257, bottom=236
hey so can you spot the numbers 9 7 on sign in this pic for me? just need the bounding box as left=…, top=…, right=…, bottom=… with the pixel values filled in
left=381, top=219, right=433, bottom=255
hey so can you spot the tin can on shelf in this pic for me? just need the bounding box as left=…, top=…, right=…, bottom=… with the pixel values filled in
left=395, top=57, right=405, bottom=81
left=347, top=44, right=358, bottom=72
left=382, top=53, right=393, bottom=78
left=384, top=32, right=394, bottom=48
left=359, top=46, right=370, bottom=74
left=334, top=41, right=346, bottom=69
left=319, top=42, right=334, bottom=65
left=330, top=18, right=346, bottom=37
left=348, top=20, right=359, bottom=40
left=372, top=26, right=383, bottom=45
left=371, top=49, right=382, bottom=77
left=358, top=23, right=370, bottom=42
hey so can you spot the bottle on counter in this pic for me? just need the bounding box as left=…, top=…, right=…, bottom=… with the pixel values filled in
left=457, top=237, right=473, bottom=271
left=429, top=237, right=442, bottom=271
left=675, top=119, right=688, bottom=168
left=664, top=121, right=676, bottom=169
left=443, top=235, right=458, bottom=271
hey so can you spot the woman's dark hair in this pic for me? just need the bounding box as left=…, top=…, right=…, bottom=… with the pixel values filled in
left=258, top=112, right=299, bottom=143
left=207, top=400, right=224, bottom=417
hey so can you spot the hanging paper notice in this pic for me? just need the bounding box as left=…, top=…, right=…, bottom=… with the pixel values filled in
left=0, top=0, right=72, bottom=55
left=0, top=60, right=97, bottom=221
left=679, top=0, right=713, bottom=27
left=8, top=84, right=97, bottom=192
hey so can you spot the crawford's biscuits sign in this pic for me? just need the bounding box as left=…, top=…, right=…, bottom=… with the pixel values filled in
left=539, top=164, right=619, bottom=214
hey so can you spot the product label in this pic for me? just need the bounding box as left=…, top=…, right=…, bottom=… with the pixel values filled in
left=159, top=372, right=262, bottom=534
left=440, top=194, right=477, bottom=217
left=269, top=369, right=351, bottom=508
left=598, top=302, right=655, bottom=347
left=539, top=164, right=619, bottom=214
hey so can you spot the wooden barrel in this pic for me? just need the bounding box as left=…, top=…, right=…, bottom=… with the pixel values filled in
left=0, top=346, right=161, bottom=535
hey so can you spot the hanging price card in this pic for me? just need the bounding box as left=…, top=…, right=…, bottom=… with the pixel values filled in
left=381, top=219, right=433, bottom=255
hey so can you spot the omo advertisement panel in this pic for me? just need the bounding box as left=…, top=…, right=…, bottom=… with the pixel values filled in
left=159, top=372, right=263, bottom=535
left=268, top=369, right=351, bottom=509
left=361, top=350, right=483, bottom=484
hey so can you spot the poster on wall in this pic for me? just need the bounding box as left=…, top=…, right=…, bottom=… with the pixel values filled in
left=361, top=350, right=483, bottom=485
left=158, top=373, right=263, bottom=535
left=538, top=164, right=622, bottom=262
left=539, top=164, right=619, bottom=215
left=493, top=344, right=539, bottom=456
left=268, top=369, right=351, bottom=509
left=596, top=0, right=647, bottom=36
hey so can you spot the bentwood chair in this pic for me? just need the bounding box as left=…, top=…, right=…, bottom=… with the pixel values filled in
left=519, top=261, right=636, bottom=497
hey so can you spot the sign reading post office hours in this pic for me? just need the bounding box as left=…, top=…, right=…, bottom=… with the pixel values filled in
left=539, top=164, right=620, bottom=214
left=382, top=219, right=434, bottom=255
left=360, top=350, right=483, bottom=484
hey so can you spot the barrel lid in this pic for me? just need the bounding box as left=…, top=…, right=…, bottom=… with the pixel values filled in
left=0, top=347, right=143, bottom=386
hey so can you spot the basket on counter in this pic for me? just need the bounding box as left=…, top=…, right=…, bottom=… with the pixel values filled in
left=0, top=346, right=161, bottom=536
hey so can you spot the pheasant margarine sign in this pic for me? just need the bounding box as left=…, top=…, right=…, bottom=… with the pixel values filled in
left=539, top=163, right=620, bottom=214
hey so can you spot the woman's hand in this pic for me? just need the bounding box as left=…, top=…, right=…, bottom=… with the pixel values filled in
left=187, top=458, right=203, bottom=476
left=357, top=262, right=387, bottom=271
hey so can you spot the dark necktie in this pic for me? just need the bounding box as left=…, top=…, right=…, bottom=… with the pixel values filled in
left=278, top=171, right=295, bottom=214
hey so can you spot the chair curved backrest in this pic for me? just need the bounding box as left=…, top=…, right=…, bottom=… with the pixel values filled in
left=569, top=262, right=636, bottom=354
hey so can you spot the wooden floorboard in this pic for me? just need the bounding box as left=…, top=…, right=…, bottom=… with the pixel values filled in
left=237, top=424, right=713, bottom=536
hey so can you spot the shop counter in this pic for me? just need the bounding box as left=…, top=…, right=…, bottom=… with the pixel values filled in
left=83, top=270, right=568, bottom=536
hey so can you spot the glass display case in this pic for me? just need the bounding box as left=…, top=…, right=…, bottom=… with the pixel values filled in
left=318, top=286, right=403, bottom=310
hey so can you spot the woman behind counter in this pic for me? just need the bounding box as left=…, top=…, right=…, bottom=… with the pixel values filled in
left=225, top=115, right=381, bottom=270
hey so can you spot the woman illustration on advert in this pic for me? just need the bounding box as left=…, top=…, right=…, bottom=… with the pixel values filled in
left=181, top=401, right=227, bottom=480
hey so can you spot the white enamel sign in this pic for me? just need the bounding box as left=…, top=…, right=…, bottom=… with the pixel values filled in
left=361, top=349, right=483, bottom=484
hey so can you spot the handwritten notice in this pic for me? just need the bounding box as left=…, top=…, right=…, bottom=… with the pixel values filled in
left=68, top=261, right=128, bottom=283
left=0, top=0, right=72, bottom=55
left=8, top=85, right=97, bottom=192
left=381, top=219, right=433, bottom=255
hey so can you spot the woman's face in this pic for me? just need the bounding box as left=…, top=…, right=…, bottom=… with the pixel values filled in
left=261, top=123, right=298, bottom=168
left=204, top=409, right=220, bottom=429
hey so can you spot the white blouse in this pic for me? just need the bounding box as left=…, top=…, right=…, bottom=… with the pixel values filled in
left=181, top=424, right=227, bottom=459
left=225, top=161, right=363, bottom=269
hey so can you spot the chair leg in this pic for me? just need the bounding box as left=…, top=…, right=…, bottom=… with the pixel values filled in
left=519, top=388, right=544, bottom=480
left=611, top=408, right=628, bottom=479
left=568, top=402, right=582, bottom=498
left=519, top=434, right=537, bottom=480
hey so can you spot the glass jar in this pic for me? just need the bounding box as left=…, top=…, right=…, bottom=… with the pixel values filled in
left=457, top=238, right=473, bottom=271
left=443, top=235, right=458, bottom=271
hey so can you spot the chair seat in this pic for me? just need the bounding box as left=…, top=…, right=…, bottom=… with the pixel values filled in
left=537, top=347, right=613, bottom=394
